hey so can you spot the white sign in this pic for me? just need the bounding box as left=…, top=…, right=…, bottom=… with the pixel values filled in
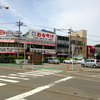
left=6, top=30, right=22, bottom=36
left=29, top=29, right=56, bottom=42
left=24, top=43, right=27, bottom=50
left=72, top=44, right=75, bottom=51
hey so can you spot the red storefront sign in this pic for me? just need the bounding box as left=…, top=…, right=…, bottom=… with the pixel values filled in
left=0, top=30, right=5, bottom=35
left=87, top=45, right=96, bottom=58
left=37, top=32, right=54, bottom=39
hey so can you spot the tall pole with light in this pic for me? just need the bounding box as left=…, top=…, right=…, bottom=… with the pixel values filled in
left=0, top=5, right=9, bottom=9
left=16, top=21, right=23, bottom=57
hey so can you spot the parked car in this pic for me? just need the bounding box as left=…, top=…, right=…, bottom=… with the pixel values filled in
left=48, top=57, right=60, bottom=64
left=81, top=59, right=100, bottom=68
left=63, top=59, right=77, bottom=64
left=77, top=59, right=83, bottom=64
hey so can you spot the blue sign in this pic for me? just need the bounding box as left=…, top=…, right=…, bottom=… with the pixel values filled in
left=94, top=53, right=97, bottom=56
left=42, top=51, right=44, bottom=54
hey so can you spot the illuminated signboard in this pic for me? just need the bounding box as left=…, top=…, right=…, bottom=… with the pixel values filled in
left=29, top=29, right=56, bottom=42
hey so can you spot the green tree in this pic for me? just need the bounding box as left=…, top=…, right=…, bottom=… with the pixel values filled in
left=95, top=44, right=100, bottom=47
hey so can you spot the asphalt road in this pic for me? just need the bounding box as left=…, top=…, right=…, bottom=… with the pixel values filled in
left=0, top=64, right=100, bottom=100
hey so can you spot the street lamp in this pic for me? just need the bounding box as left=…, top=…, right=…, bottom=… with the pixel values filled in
left=0, top=5, right=9, bottom=9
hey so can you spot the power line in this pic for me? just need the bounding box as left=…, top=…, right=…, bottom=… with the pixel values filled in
left=0, top=22, right=15, bottom=24
left=87, top=34, right=100, bottom=37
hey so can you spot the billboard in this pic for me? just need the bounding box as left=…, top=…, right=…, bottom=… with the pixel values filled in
left=29, top=29, right=56, bottom=42
left=6, top=30, right=22, bottom=36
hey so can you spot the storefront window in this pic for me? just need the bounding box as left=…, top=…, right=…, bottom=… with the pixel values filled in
left=0, top=43, right=4, bottom=47
left=4, top=43, right=8, bottom=47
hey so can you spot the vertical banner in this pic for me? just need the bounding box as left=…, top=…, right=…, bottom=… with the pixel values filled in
left=88, top=47, right=90, bottom=54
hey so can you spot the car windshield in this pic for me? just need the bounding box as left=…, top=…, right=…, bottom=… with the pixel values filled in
left=54, top=58, right=58, bottom=60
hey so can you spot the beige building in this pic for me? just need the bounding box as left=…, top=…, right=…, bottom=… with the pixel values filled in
left=69, top=30, right=87, bottom=58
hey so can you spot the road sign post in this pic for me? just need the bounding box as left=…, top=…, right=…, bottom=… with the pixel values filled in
left=24, top=43, right=27, bottom=65
left=94, top=53, right=97, bottom=59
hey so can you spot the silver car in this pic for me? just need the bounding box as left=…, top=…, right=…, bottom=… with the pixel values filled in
left=48, top=57, right=60, bottom=64
left=81, top=59, right=100, bottom=68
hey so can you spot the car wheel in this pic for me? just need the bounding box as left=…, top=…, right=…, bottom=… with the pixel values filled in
left=70, top=62, right=72, bottom=64
left=57, top=62, right=60, bottom=64
left=93, top=65, right=96, bottom=68
left=63, top=61, right=65, bottom=63
left=81, top=64, right=85, bottom=67
left=48, top=62, right=50, bottom=64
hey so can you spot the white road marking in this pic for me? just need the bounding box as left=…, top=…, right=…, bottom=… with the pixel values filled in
left=0, top=76, right=29, bottom=80
left=0, top=83, right=6, bottom=86
left=0, top=78, right=19, bottom=83
left=5, top=76, right=73, bottom=100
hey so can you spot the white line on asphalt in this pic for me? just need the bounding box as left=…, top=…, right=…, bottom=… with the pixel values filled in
left=0, top=83, right=6, bottom=86
left=54, top=74, right=100, bottom=82
left=0, top=78, right=19, bottom=83
left=0, top=76, right=29, bottom=80
left=5, top=76, right=73, bottom=100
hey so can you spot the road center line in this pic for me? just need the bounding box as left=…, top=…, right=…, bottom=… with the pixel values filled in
left=5, top=76, right=73, bottom=100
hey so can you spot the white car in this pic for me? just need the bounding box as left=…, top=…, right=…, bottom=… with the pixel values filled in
left=63, top=59, right=77, bottom=64
left=77, top=59, right=83, bottom=64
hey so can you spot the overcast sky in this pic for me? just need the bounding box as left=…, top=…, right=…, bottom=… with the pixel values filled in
left=0, top=0, right=100, bottom=46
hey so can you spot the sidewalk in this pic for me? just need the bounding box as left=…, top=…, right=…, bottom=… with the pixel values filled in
left=0, top=63, right=67, bottom=71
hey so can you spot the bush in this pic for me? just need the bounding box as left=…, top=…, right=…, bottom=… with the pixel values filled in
left=44, top=57, right=48, bottom=60
left=60, top=57, right=65, bottom=61
left=74, top=58, right=78, bottom=60
left=65, top=58, right=69, bottom=60
left=16, top=56, right=24, bottom=59
left=57, top=57, right=61, bottom=60
left=7, top=55, right=15, bottom=62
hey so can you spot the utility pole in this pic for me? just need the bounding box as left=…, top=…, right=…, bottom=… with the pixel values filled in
left=68, top=28, right=73, bottom=57
left=76, top=34, right=78, bottom=55
left=54, top=28, right=57, bottom=55
left=16, top=21, right=23, bottom=57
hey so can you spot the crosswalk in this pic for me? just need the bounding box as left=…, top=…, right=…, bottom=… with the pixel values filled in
left=0, top=69, right=62, bottom=87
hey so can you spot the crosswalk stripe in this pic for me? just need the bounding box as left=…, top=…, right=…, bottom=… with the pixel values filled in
left=0, top=76, right=29, bottom=80
left=0, top=78, right=19, bottom=83
left=0, top=83, right=6, bottom=86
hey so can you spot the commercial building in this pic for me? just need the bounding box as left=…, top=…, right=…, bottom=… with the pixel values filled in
left=0, top=29, right=88, bottom=60
left=0, top=29, right=56, bottom=60
left=69, top=30, right=87, bottom=58
left=57, top=35, right=69, bottom=58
